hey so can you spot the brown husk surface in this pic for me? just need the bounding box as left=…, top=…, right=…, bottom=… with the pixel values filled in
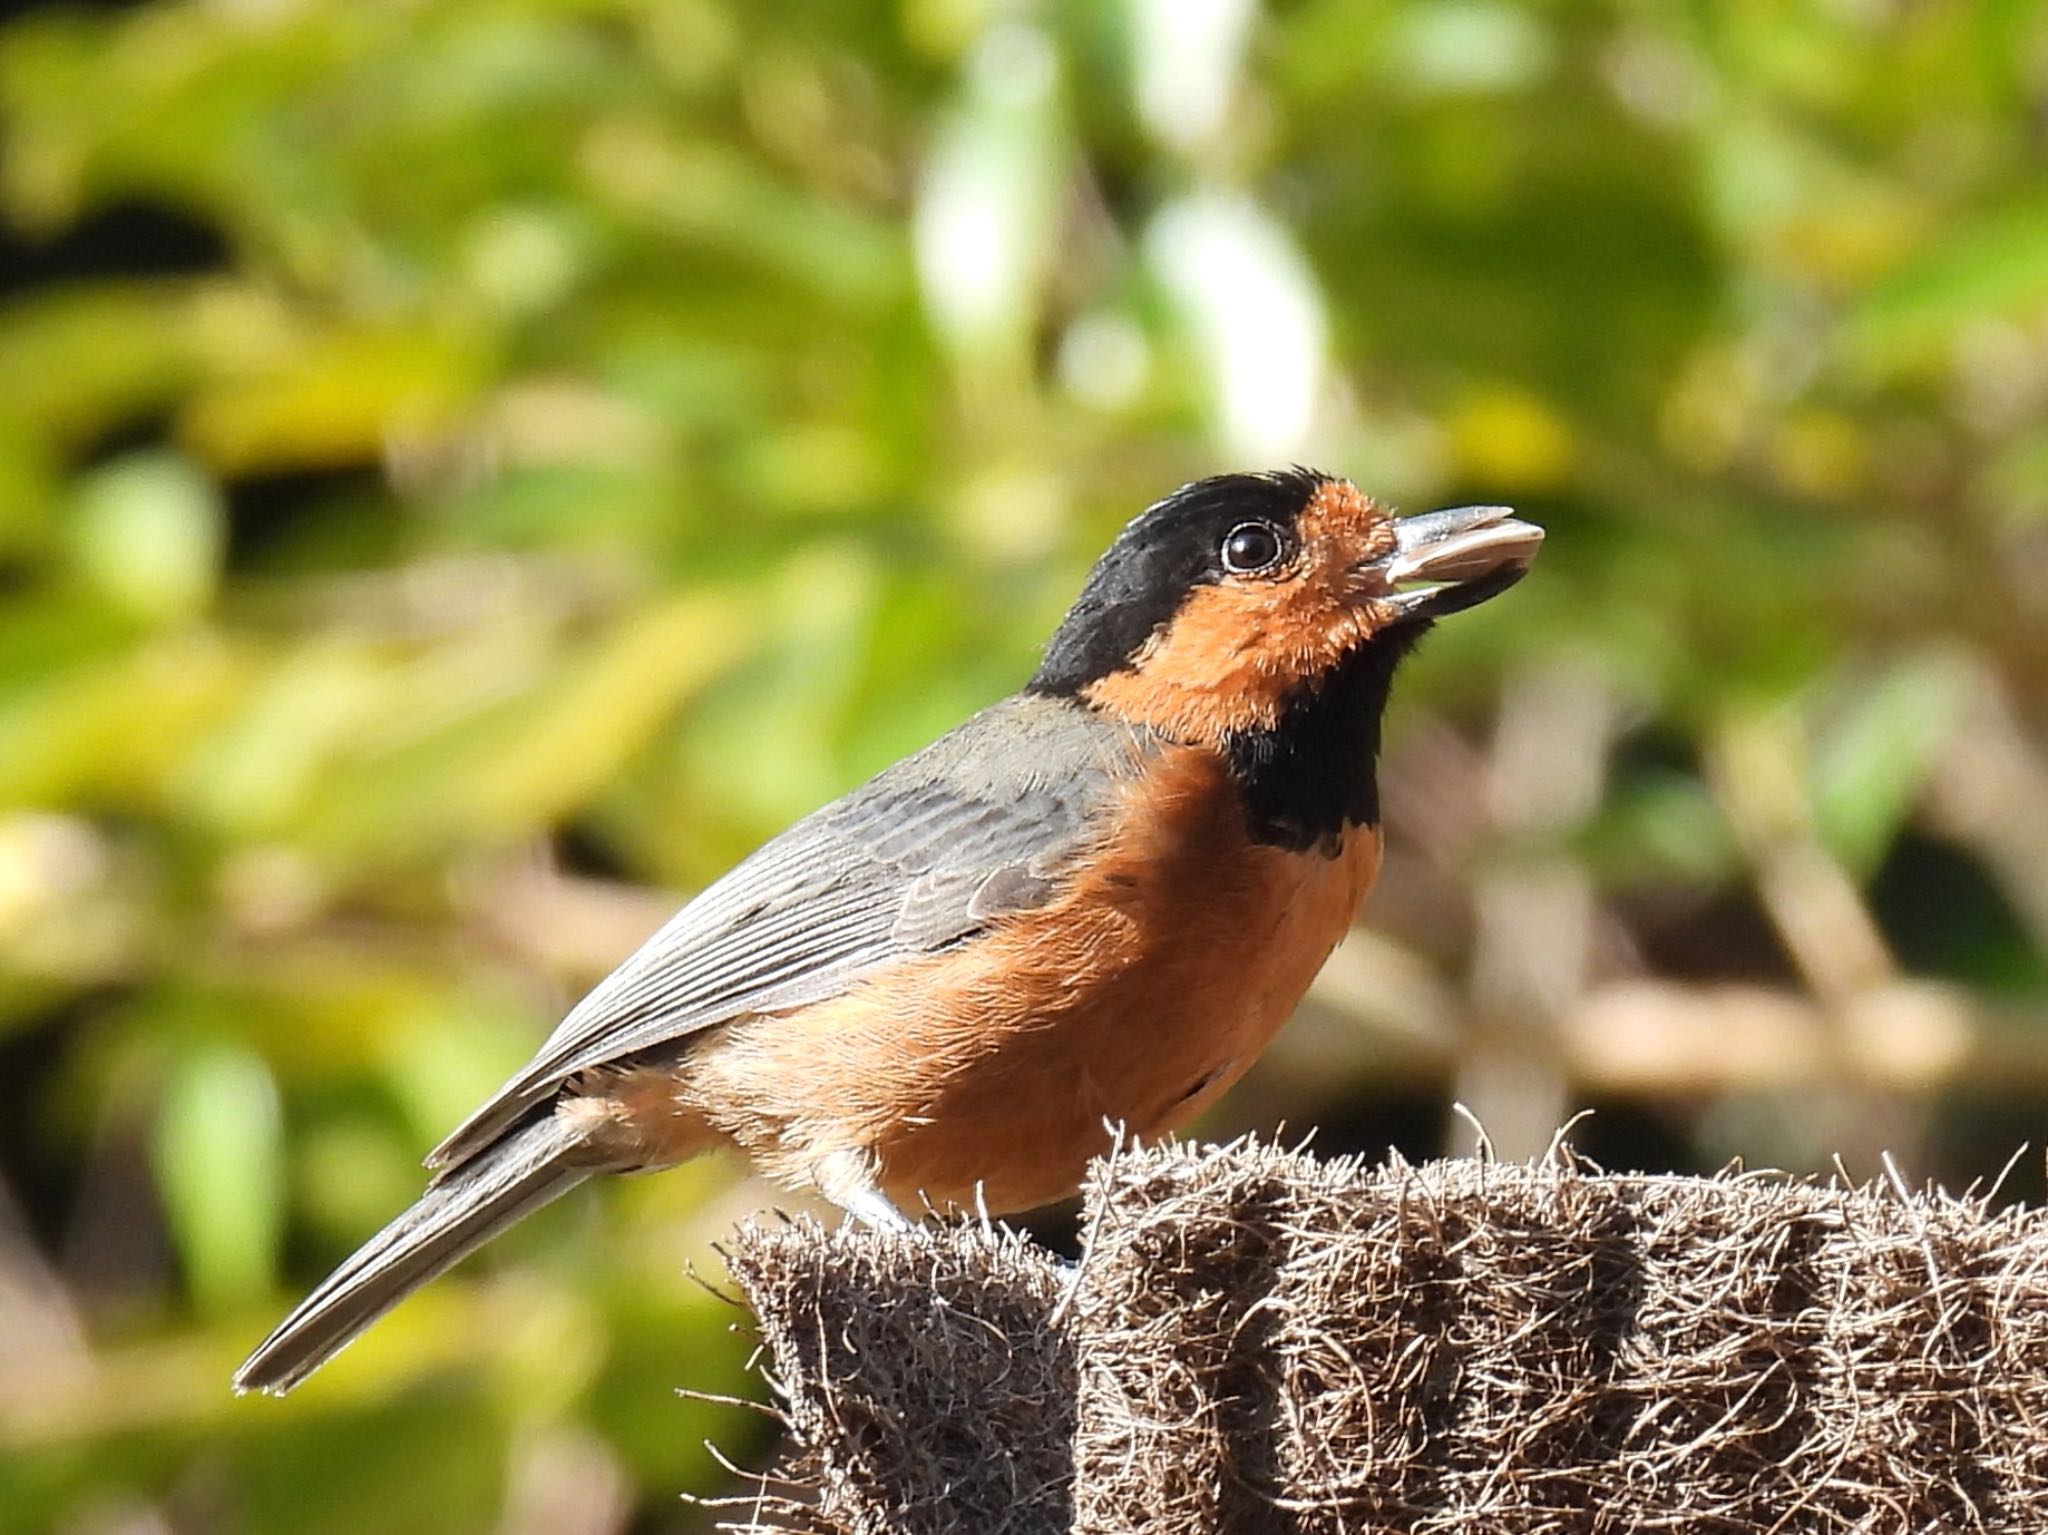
left=714, top=1142, right=2048, bottom=1533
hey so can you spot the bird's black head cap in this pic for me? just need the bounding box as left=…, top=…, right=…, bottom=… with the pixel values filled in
left=1030, top=467, right=1329, bottom=697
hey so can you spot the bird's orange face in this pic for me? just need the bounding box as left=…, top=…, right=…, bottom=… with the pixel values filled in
left=1031, top=469, right=1542, bottom=750
left=1084, top=478, right=1400, bottom=746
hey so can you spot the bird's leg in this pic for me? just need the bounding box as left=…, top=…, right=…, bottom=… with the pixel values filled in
left=838, top=1184, right=912, bottom=1231
left=813, top=1148, right=911, bottom=1231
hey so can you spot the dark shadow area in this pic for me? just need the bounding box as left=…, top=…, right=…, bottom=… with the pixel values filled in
left=0, top=197, right=226, bottom=294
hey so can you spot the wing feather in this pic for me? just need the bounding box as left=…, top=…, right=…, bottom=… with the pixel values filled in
left=427, top=695, right=1154, bottom=1171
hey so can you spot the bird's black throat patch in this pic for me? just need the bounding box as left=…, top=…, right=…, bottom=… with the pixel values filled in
left=1222, top=624, right=1426, bottom=852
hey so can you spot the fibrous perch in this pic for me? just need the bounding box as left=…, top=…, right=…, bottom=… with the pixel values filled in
left=716, top=1140, right=2048, bottom=1535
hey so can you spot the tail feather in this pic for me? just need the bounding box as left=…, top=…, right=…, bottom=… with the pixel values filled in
left=235, top=1115, right=591, bottom=1395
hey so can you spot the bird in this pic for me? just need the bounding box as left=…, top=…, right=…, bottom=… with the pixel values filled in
left=235, top=467, right=1541, bottom=1394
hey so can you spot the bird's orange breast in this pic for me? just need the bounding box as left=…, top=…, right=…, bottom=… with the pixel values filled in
left=679, top=746, right=1381, bottom=1214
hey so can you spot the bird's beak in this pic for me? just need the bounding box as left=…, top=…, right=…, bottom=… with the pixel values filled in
left=1370, top=504, right=1544, bottom=622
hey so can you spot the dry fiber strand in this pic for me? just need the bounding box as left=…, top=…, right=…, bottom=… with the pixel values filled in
left=716, top=1141, right=2048, bottom=1534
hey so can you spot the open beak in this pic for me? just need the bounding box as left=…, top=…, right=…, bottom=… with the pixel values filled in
left=1372, top=504, right=1544, bottom=622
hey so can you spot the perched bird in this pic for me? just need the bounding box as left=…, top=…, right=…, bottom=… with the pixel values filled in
left=236, top=468, right=1541, bottom=1394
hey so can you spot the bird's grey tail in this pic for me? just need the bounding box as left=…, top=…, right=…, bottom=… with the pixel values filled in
left=234, top=1114, right=591, bottom=1396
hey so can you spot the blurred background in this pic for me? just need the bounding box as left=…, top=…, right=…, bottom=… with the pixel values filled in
left=4, top=0, right=2048, bottom=1528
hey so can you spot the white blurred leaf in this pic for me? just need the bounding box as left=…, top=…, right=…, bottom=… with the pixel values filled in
left=1147, top=192, right=1326, bottom=460
left=1385, top=2, right=1554, bottom=94
left=913, top=23, right=1066, bottom=367
left=1128, top=0, right=1255, bottom=152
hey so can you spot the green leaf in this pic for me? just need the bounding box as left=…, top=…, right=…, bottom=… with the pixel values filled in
left=1850, top=197, right=2048, bottom=374
left=152, top=1037, right=284, bottom=1315
left=69, top=451, right=224, bottom=623
left=1811, top=654, right=1972, bottom=878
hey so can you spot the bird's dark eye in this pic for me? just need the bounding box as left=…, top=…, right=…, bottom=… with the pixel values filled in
left=1220, top=521, right=1286, bottom=575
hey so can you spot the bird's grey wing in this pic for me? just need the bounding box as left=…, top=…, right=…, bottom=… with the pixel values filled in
left=426, top=695, right=1155, bottom=1171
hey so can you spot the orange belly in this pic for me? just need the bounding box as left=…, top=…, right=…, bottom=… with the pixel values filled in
left=673, top=745, right=1381, bottom=1214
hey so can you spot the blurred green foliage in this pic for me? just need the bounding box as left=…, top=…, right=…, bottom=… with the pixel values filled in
left=3, top=0, right=2048, bottom=1530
